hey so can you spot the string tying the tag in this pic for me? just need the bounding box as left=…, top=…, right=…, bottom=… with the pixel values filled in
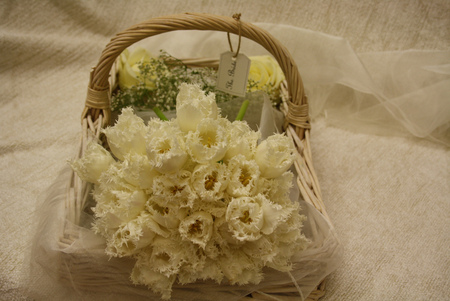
left=227, top=13, right=242, bottom=58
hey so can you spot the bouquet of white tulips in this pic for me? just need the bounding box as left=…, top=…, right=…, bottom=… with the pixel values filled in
left=71, top=83, right=309, bottom=299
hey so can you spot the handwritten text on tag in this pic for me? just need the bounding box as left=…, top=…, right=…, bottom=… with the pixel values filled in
left=216, top=51, right=251, bottom=97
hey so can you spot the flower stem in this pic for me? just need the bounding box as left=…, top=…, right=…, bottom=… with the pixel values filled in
left=235, top=99, right=250, bottom=121
left=153, top=107, right=168, bottom=121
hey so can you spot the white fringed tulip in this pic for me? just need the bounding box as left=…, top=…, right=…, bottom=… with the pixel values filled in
left=131, top=259, right=176, bottom=301
left=176, top=83, right=219, bottom=132
left=186, top=118, right=229, bottom=164
left=259, top=197, right=291, bottom=236
left=105, top=211, right=162, bottom=257
left=226, top=193, right=292, bottom=242
left=69, top=141, right=115, bottom=184
left=151, top=170, right=196, bottom=209
left=226, top=155, right=260, bottom=197
left=257, top=171, right=294, bottom=205
left=146, top=120, right=187, bottom=174
left=146, top=200, right=184, bottom=231
left=191, top=162, right=229, bottom=202
left=112, top=189, right=147, bottom=222
left=92, top=164, right=148, bottom=229
left=149, top=237, right=186, bottom=277
left=254, top=134, right=296, bottom=178
left=226, top=195, right=265, bottom=242
left=103, top=107, right=148, bottom=161
left=223, top=121, right=261, bottom=161
left=179, top=211, right=214, bottom=249
left=120, top=153, right=160, bottom=191
left=218, top=248, right=263, bottom=285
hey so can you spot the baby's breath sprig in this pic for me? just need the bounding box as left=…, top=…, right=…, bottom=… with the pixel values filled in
left=112, top=50, right=237, bottom=112
left=111, top=50, right=283, bottom=114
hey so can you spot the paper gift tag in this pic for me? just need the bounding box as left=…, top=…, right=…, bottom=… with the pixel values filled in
left=216, top=51, right=251, bottom=97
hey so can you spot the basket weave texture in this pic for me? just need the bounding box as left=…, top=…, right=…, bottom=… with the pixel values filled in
left=65, top=12, right=331, bottom=300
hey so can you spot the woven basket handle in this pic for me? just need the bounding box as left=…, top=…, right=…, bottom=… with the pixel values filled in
left=82, top=13, right=309, bottom=137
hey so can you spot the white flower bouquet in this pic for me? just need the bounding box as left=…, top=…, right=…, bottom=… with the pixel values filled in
left=28, top=13, right=342, bottom=301
left=71, top=83, right=309, bottom=299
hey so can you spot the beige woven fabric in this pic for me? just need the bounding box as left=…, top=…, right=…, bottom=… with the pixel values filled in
left=1, top=1, right=448, bottom=300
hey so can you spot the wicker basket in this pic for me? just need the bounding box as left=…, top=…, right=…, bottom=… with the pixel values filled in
left=64, top=12, right=332, bottom=300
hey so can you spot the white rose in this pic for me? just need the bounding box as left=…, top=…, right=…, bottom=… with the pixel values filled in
left=69, top=141, right=115, bottom=184
left=254, top=134, right=296, bottom=178
left=146, top=119, right=188, bottom=174
left=248, top=55, right=285, bottom=91
left=103, top=107, right=148, bottom=161
left=185, top=118, right=229, bottom=164
left=118, top=47, right=156, bottom=89
left=179, top=211, right=214, bottom=249
left=176, top=83, right=219, bottom=132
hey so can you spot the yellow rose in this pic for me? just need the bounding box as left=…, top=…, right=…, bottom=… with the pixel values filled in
left=248, top=55, right=285, bottom=91
left=118, top=47, right=156, bottom=89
